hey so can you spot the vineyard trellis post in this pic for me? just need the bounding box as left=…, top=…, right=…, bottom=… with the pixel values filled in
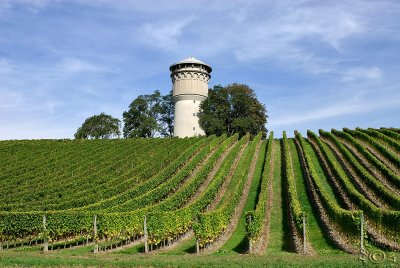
left=196, top=239, right=200, bottom=254
left=247, top=214, right=253, bottom=254
left=144, top=215, right=148, bottom=253
left=43, top=215, right=48, bottom=252
left=93, top=215, right=98, bottom=254
left=360, top=212, right=364, bottom=255
left=302, top=213, right=307, bottom=254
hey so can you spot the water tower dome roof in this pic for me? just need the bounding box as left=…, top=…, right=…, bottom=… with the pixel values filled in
left=170, top=57, right=212, bottom=72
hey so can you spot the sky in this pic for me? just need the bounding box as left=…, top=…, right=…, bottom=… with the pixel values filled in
left=0, top=0, right=399, bottom=139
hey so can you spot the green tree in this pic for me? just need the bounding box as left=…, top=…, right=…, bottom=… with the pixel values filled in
left=199, top=83, right=267, bottom=137
left=159, top=90, right=175, bottom=137
left=123, top=90, right=174, bottom=138
left=74, top=113, right=121, bottom=139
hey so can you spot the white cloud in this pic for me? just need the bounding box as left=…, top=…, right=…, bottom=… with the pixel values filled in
left=138, top=17, right=194, bottom=49
left=58, top=57, right=108, bottom=73
left=341, top=67, right=383, bottom=82
left=272, top=98, right=400, bottom=126
left=232, top=2, right=365, bottom=74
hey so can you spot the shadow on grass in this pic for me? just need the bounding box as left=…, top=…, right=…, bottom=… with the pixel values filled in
left=184, top=245, right=196, bottom=254
left=232, top=237, right=249, bottom=254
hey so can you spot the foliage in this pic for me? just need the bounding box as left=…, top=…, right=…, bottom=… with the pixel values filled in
left=339, top=128, right=400, bottom=188
left=74, top=113, right=121, bottom=139
left=361, top=128, right=400, bottom=153
left=378, top=128, right=400, bottom=142
left=246, top=132, right=273, bottom=244
left=0, top=128, right=399, bottom=251
left=318, top=129, right=400, bottom=239
left=281, top=131, right=306, bottom=245
left=193, top=133, right=257, bottom=247
left=123, top=90, right=162, bottom=138
left=330, top=129, right=400, bottom=210
left=346, top=128, right=400, bottom=167
left=123, top=90, right=174, bottom=138
left=160, top=90, right=175, bottom=137
left=199, top=84, right=267, bottom=138
left=300, top=131, right=361, bottom=243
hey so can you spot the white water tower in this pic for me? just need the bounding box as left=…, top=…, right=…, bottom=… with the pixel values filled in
left=170, top=57, right=212, bottom=137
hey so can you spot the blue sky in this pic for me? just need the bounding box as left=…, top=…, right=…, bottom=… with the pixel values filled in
left=0, top=0, right=399, bottom=139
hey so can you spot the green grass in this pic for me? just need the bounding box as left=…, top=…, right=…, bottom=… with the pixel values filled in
left=287, top=139, right=341, bottom=254
left=266, top=139, right=292, bottom=255
left=116, top=243, right=144, bottom=254
left=217, top=141, right=267, bottom=254
left=161, top=236, right=197, bottom=255
left=0, top=248, right=385, bottom=267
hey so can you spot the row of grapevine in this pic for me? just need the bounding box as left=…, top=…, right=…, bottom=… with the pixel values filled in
left=333, top=129, right=400, bottom=189
left=144, top=134, right=247, bottom=248
left=245, top=132, right=273, bottom=252
left=2, top=138, right=196, bottom=211
left=324, top=129, right=400, bottom=210
left=344, top=128, right=400, bottom=168
left=193, top=133, right=259, bottom=249
left=0, top=137, right=210, bottom=241
left=299, top=131, right=362, bottom=246
left=92, top=134, right=241, bottom=250
left=359, top=128, right=400, bottom=153
left=76, top=136, right=213, bottom=211
left=0, top=138, right=187, bottom=210
left=378, top=128, right=400, bottom=142
left=318, top=130, right=400, bottom=242
left=0, top=128, right=398, bottom=254
left=144, top=134, right=241, bottom=247
left=1, top=139, right=133, bottom=200
left=281, top=131, right=306, bottom=252
left=99, top=135, right=224, bottom=212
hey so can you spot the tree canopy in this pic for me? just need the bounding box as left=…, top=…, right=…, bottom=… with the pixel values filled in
left=123, top=90, right=174, bottom=138
left=74, top=113, right=121, bottom=139
left=199, top=84, right=267, bottom=137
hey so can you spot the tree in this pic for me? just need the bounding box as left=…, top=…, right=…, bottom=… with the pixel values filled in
left=74, top=113, right=121, bottom=139
left=199, top=83, right=267, bottom=137
left=123, top=90, right=174, bottom=138
left=159, top=90, right=175, bottom=137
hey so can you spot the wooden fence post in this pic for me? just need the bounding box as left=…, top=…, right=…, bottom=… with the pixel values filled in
left=196, top=239, right=200, bottom=254
left=144, top=216, right=148, bottom=253
left=93, top=215, right=98, bottom=253
left=43, top=215, right=48, bottom=252
left=303, top=213, right=307, bottom=254
left=247, top=214, right=253, bottom=254
left=360, top=212, right=364, bottom=255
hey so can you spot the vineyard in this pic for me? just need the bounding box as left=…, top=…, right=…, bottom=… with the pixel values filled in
left=0, top=127, right=399, bottom=266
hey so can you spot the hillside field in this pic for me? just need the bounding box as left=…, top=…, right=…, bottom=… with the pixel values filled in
left=0, top=127, right=399, bottom=267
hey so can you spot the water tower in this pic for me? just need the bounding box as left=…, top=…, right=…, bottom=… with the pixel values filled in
left=170, top=57, right=212, bottom=137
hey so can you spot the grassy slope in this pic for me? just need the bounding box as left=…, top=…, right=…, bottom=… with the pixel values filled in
left=0, top=245, right=369, bottom=268
left=216, top=140, right=267, bottom=254
left=265, top=139, right=292, bottom=255
left=287, top=139, right=341, bottom=254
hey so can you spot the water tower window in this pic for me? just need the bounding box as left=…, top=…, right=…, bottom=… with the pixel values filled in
left=193, top=113, right=196, bottom=116
left=193, top=100, right=196, bottom=104
left=193, top=127, right=196, bottom=131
